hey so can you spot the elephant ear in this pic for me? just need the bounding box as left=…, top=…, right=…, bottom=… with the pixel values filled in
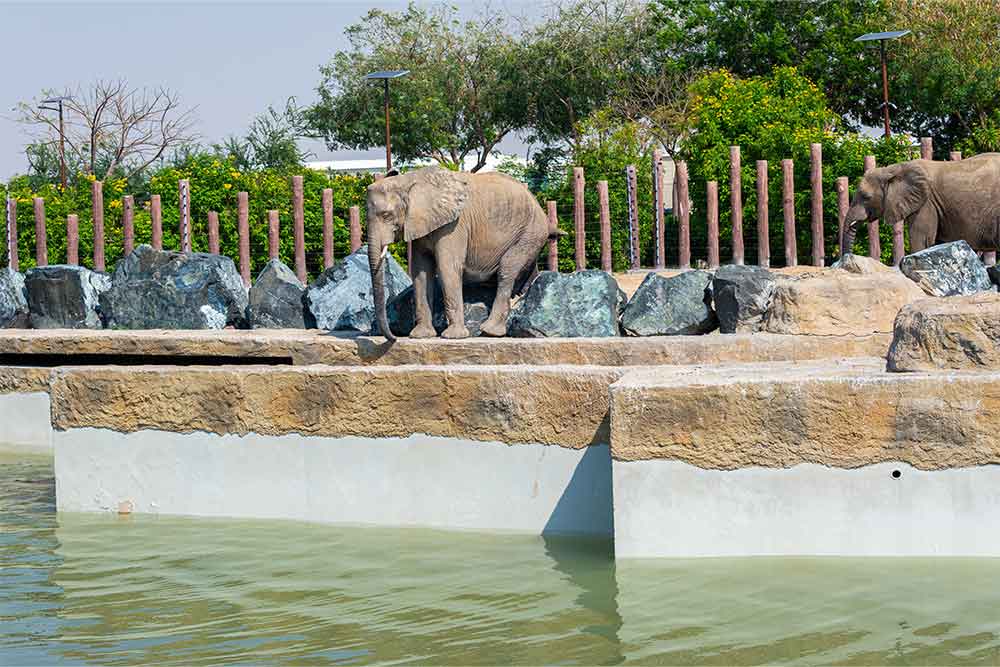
left=883, top=162, right=930, bottom=222
left=403, top=168, right=470, bottom=242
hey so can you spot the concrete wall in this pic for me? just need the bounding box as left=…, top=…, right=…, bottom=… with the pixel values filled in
left=0, top=392, right=52, bottom=454
left=55, top=428, right=613, bottom=537
left=614, top=459, right=1000, bottom=558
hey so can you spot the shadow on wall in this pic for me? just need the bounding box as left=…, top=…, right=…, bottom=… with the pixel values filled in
left=542, top=443, right=614, bottom=538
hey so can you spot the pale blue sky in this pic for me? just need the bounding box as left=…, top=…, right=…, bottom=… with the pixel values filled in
left=0, top=1, right=540, bottom=179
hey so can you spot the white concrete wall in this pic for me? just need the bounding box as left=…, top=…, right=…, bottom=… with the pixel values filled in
left=614, top=459, right=1000, bottom=558
left=55, top=428, right=613, bottom=537
left=0, top=392, right=53, bottom=455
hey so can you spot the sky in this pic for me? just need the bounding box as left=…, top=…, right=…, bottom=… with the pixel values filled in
left=0, top=1, right=541, bottom=179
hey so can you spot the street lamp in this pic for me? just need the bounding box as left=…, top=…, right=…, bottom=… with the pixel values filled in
left=364, top=70, right=410, bottom=172
left=855, top=30, right=911, bottom=138
left=38, top=96, right=73, bottom=190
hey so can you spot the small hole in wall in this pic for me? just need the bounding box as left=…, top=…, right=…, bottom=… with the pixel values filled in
left=891, top=470, right=902, bottom=479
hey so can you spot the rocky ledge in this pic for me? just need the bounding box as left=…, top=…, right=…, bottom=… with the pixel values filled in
left=888, top=292, right=1000, bottom=372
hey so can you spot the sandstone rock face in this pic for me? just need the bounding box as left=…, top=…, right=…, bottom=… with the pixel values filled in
left=304, top=245, right=411, bottom=333
left=0, top=268, right=28, bottom=328
left=100, top=245, right=248, bottom=329
left=712, top=264, right=776, bottom=333
left=900, top=240, right=993, bottom=297
left=508, top=270, right=625, bottom=337
left=620, top=270, right=717, bottom=336
left=248, top=259, right=307, bottom=329
left=830, top=253, right=894, bottom=275
left=387, top=281, right=494, bottom=337
left=887, top=292, right=1000, bottom=371
left=763, top=263, right=925, bottom=336
left=26, top=265, right=110, bottom=329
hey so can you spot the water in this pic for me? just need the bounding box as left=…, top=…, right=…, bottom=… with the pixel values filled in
left=4, top=453, right=1000, bottom=665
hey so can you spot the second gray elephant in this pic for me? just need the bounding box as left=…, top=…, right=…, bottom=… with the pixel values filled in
left=366, top=166, right=555, bottom=340
left=843, top=153, right=1000, bottom=256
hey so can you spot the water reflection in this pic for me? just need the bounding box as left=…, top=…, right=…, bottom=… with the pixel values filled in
left=4, top=455, right=1000, bottom=665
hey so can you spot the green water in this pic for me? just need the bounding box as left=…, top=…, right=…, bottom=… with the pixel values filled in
left=4, top=454, right=1000, bottom=665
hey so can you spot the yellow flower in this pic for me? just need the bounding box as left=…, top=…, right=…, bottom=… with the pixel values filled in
left=223, top=183, right=232, bottom=190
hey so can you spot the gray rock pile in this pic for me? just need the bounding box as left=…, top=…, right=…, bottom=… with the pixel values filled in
left=712, top=264, right=776, bottom=333
left=26, top=265, right=110, bottom=329
left=248, top=259, right=307, bottom=329
left=100, top=245, right=248, bottom=329
left=304, top=245, right=411, bottom=332
left=620, top=270, right=716, bottom=336
left=388, top=280, right=495, bottom=337
left=508, top=270, right=625, bottom=337
left=0, top=268, right=28, bottom=328
left=899, top=241, right=993, bottom=297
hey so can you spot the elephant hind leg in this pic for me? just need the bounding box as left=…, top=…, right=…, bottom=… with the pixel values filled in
left=481, top=253, right=534, bottom=337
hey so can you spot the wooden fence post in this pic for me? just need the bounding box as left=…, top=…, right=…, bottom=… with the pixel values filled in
left=33, top=197, right=47, bottom=267
left=598, top=180, right=612, bottom=272
left=92, top=180, right=105, bottom=271
left=707, top=180, right=720, bottom=268
left=810, top=143, right=824, bottom=266
left=268, top=210, right=280, bottom=260
left=546, top=200, right=559, bottom=272
left=292, top=175, right=306, bottom=283
left=322, top=187, right=334, bottom=269
left=207, top=211, right=220, bottom=255
left=573, top=167, right=586, bottom=271
left=238, top=191, right=250, bottom=286
left=653, top=150, right=665, bottom=268
left=626, top=165, right=640, bottom=270
left=756, top=160, right=769, bottom=267
left=150, top=194, right=163, bottom=250
left=122, top=195, right=135, bottom=256
left=66, top=214, right=79, bottom=265
left=836, top=177, right=850, bottom=256
left=950, top=151, right=962, bottom=161
left=863, top=155, right=880, bottom=260
left=920, top=137, right=933, bottom=160
left=781, top=159, right=796, bottom=267
left=676, top=161, right=690, bottom=269
left=730, top=145, right=744, bottom=265
left=349, top=206, right=362, bottom=253
left=178, top=179, right=191, bottom=253
left=5, top=198, right=17, bottom=271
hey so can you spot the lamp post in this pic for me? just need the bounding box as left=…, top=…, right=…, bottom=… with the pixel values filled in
left=855, top=30, right=911, bottom=138
left=364, top=70, right=410, bottom=172
left=38, top=96, right=72, bottom=190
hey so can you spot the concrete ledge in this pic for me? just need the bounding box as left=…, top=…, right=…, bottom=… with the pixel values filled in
left=610, top=358, right=1000, bottom=470
left=0, top=329, right=890, bottom=367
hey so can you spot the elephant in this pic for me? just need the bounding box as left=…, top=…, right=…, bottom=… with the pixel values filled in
left=366, top=166, right=554, bottom=341
left=842, top=153, right=1000, bottom=257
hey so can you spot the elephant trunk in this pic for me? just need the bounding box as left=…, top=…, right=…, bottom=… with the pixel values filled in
left=368, top=235, right=396, bottom=342
left=841, top=204, right=869, bottom=257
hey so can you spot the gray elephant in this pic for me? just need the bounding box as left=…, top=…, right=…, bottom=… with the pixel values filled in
left=842, top=153, right=1000, bottom=256
left=366, top=166, right=554, bottom=341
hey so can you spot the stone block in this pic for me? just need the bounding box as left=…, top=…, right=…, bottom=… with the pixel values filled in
left=887, top=292, right=1000, bottom=371
left=899, top=240, right=992, bottom=297
left=620, top=270, right=717, bottom=336
left=0, top=268, right=28, bottom=328
left=26, top=265, right=109, bottom=329
left=508, top=270, right=625, bottom=337
left=248, top=259, right=307, bottom=329
left=712, top=264, right=775, bottom=333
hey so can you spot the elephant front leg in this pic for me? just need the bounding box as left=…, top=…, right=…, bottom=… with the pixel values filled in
left=410, top=249, right=437, bottom=338
left=436, top=254, right=469, bottom=339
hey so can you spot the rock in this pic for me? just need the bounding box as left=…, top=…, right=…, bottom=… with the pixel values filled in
left=763, top=265, right=926, bottom=336
left=388, top=280, right=494, bottom=337
left=100, top=245, right=248, bottom=329
left=831, top=253, right=895, bottom=275
left=26, top=265, right=110, bottom=329
left=988, top=265, right=1000, bottom=290
left=248, top=259, right=307, bottom=329
left=887, top=292, right=1000, bottom=371
left=620, top=270, right=717, bottom=336
left=508, top=270, right=625, bottom=337
left=899, top=241, right=993, bottom=297
left=304, top=245, right=411, bottom=333
left=0, top=268, right=28, bottom=328
left=712, top=264, right=776, bottom=333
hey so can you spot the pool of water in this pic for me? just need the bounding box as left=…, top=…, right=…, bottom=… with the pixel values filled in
left=4, top=453, right=1000, bottom=665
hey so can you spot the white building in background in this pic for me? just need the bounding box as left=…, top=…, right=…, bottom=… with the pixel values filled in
left=306, top=153, right=526, bottom=175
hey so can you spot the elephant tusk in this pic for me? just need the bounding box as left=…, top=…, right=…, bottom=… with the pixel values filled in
left=380, top=245, right=389, bottom=260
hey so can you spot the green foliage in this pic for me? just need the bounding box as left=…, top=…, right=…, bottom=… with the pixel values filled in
left=681, top=67, right=914, bottom=266
left=217, top=98, right=312, bottom=172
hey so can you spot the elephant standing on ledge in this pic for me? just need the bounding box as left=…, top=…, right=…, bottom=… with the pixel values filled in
left=843, top=153, right=1000, bottom=256
left=366, top=166, right=554, bottom=341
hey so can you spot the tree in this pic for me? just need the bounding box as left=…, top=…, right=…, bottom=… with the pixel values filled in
left=307, top=3, right=527, bottom=172
left=15, top=79, right=197, bottom=183
left=218, top=98, right=312, bottom=172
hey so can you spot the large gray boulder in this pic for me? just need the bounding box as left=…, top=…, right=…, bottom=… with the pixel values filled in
left=26, top=265, right=110, bottom=329
left=304, top=245, right=411, bottom=333
left=249, top=259, right=307, bottom=329
left=100, top=245, right=248, bottom=329
left=388, top=280, right=494, bottom=337
left=508, top=270, right=625, bottom=337
left=712, top=264, right=776, bottom=334
left=0, top=268, right=28, bottom=328
left=899, top=241, right=993, bottom=297
left=621, top=270, right=717, bottom=336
